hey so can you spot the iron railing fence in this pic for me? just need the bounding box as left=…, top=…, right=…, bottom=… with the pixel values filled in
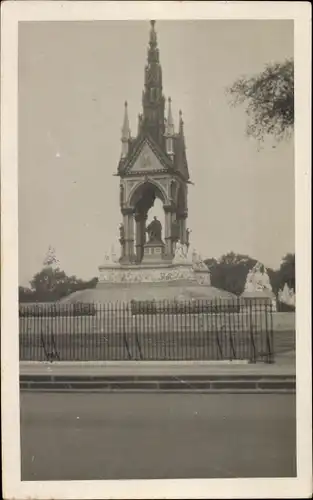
left=19, top=298, right=274, bottom=363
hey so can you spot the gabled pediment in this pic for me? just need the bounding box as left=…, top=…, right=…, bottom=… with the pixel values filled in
left=123, top=138, right=173, bottom=175
left=129, top=141, right=166, bottom=173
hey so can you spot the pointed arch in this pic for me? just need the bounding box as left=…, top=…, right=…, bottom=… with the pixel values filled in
left=128, top=178, right=168, bottom=209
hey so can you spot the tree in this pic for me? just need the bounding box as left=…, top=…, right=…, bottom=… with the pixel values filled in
left=30, top=267, right=74, bottom=301
left=21, top=245, right=98, bottom=301
left=205, top=252, right=258, bottom=295
left=28, top=266, right=99, bottom=302
left=205, top=251, right=295, bottom=297
left=227, top=59, right=294, bottom=142
left=204, top=252, right=282, bottom=296
left=276, top=253, right=295, bottom=291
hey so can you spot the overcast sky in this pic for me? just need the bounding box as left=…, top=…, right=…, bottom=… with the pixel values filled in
left=18, top=20, right=294, bottom=286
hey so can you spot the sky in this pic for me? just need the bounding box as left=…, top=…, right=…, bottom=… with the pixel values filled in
left=18, top=20, right=294, bottom=286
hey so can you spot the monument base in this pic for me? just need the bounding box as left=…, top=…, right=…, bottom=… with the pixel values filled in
left=98, top=261, right=210, bottom=285
left=60, top=259, right=238, bottom=304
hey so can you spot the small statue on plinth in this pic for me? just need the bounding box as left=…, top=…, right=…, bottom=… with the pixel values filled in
left=146, top=216, right=162, bottom=243
left=176, top=241, right=187, bottom=258
left=118, top=223, right=125, bottom=261
left=173, top=240, right=189, bottom=264
left=119, top=223, right=125, bottom=241
left=103, top=246, right=119, bottom=266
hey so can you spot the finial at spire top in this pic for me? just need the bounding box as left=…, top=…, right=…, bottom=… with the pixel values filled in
left=165, top=96, right=174, bottom=136
left=149, top=20, right=157, bottom=46
left=121, top=101, right=131, bottom=143
left=179, top=110, right=185, bottom=136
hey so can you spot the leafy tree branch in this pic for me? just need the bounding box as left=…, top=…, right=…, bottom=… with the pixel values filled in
left=227, top=59, right=294, bottom=142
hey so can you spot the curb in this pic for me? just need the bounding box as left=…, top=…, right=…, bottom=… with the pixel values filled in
left=20, top=374, right=296, bottom=394
left=20, top=360, right=251, bottom=367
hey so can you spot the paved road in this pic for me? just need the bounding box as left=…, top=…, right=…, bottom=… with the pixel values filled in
left=20, top=392, right=296, bottom=480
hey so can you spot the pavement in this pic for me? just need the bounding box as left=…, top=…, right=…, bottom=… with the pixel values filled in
left=20, top=351, right=296, bottom=393
left=20, top=391, right=297, bottom=480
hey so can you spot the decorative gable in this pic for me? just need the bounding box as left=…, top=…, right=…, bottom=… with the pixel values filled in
left=126, top=141, right=170, bottom=175
left=130, top=142, right=166, bottom=173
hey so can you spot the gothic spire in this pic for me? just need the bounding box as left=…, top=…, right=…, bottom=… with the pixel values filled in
left=148, top=20, right=159, bottom=63
left=177, top=109, right=189, bottom=180
left=121, top=101, right=130, bottom=140
left=165, top=97, right=175, bottom=135
left=165, top=97, right=175, bottom=158
left=141, top=20, right=165, bottom=147
left=121, top=101, right=131, bottom=158
left=179, top=110, right=185, bottom=145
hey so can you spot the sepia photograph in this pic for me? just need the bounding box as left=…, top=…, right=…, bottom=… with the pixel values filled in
left=1, top=2, right=311, bottom=499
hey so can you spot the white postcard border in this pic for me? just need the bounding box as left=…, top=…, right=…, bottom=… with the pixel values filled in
left=1, top=2, right=311, bottom=499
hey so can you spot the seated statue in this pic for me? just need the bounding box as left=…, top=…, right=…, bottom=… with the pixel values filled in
left=244, top=262, right=272, bottom=293
left=146, top=216, right=162, bottom=243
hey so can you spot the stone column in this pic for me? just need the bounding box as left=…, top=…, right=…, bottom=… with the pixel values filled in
left=135, top=215, right=141, bottom=262
left=122, top=213, right=129, bottom=259
left=135, top=213, right=147, bottom=263
left=163, top=205, right=173, bottom=258
left=128, top=212, right=135, bottom=261
left=142, top=214, right=148, bottom=258
left=122, top=208, right=134, bottom=263
left=180, top=215, right=187, bottom=245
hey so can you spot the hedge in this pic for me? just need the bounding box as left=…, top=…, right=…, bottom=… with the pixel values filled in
left=130, top=300, right=241, bottom=315
left=19, top=302, right=96, bottom=317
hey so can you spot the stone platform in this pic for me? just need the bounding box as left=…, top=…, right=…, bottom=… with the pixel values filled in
left=60, top=281, right=236, bottom=304
left=98, top=261, right=210, bottom=285
left=60, top=262, right=236, bottom=304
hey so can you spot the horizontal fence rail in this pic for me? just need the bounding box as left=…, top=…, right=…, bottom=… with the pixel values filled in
left=19, top=298, right=274, bottom=363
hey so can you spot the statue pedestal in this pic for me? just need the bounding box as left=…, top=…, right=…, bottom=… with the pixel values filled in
left=60, top=238, right=250, bottom=303
left=97, top=261, right=211, bottom=285
left=142, top=241, right=165, bottom=265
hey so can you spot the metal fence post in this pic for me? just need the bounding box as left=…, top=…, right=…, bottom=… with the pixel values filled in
left=249, top=299, right=256, bottom=363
